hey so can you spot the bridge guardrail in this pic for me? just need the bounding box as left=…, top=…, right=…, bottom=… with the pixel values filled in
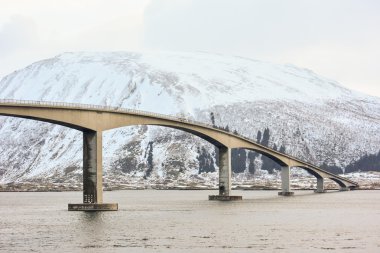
left=0, top=99, right=358, bottom=185
left=0, top=99, right=228, bottom=135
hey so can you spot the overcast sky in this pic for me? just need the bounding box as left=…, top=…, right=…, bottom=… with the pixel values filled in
left=0, top=0, right=379, bottom=97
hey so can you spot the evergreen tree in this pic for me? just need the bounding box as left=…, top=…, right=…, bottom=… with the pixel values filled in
left=247, top=151, right=257, bottom=174
left=261, top=155, right=271, bottom=172
left=345, top=150, right=380, bottom=173
left=210, top=112, right=215, bottom=127
left=214, top=146, right=220, bottom=167
left=256, top=130, right=262, bottom=143
left=263, top=128, right=279, bottom=172
left=198, top=146, right=216, bottom=173
left=144, top=141, right=154, bottom=178
left=279, top=145, right=286, bottom=154
left=261, top=128, right=270, bottom=146
left=261, top=155, right=281, bottom=173
left=232, top=148, right=246, bottom=173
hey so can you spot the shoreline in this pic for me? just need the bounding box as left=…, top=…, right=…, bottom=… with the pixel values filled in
left=1, top=186, right=379, bottom=192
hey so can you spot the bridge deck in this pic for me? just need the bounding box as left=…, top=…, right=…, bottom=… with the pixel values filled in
left=0, top=99, right=359, bottom=188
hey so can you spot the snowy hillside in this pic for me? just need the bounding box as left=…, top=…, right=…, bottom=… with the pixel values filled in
left=0, top=51, right=379, bottom=185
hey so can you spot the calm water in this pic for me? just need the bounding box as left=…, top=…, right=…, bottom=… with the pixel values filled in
left=0, top=190, right=379, bottom=253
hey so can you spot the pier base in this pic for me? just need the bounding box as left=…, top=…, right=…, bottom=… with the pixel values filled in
left=339, top=187, right=351, bottom=191
left=314, top=189, right=327, bottom=193
left=279, top=166, right=293, bottom=196
left=278, top=192, right=294, bottom=196
left=68, top=203, right=118, bottom=211
left=209, top=195, right=242, bottom=201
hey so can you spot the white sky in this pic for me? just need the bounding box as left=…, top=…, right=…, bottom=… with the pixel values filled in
left=0, top=0, right=379, bottom=97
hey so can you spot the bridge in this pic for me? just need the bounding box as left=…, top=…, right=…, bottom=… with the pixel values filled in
left=0, top=100, right=358, bottom=211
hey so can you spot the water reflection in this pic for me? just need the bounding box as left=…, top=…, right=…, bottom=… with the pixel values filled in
left=77, top=212, right=108, bottom=249
left=80, top=211, right=105, bottom=222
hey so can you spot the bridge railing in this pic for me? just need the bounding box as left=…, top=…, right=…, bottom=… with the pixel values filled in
left=0, top=99, right=358, bottom=185
left=0, top=98, right=229, bottom=135
left=0, top=99, right=286, bottom=155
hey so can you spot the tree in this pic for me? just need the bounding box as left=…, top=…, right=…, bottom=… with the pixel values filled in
left=210, top=112, right=215, bottom=127
left=261, top=128, right=270, bottom=146
left=144, top=141, right=154, bottom=178
left=247, top=151, right=257, bottom=174
left=261, top=155, right=281, bottom=174
left=256, top=130, right=262, bottom=143
left=232, top=148, right=246, bottom=173
left=198, top=146, right=216, bottom=173
left=345, top=150, right=380, bottom=173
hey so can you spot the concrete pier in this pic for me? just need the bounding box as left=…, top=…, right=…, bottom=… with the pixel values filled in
left=83, top=130, right=103, bottom=204
left=209, top=147, right=242, bottom=201
left=278, top=166, right=294, bottom=196
left=68, top=131, right=118, bottom=211
left=314, top=177, right=326, bottom=193
left=218, top=146, right=231, bottom=196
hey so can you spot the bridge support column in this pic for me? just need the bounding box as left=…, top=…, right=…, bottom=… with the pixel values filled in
left=209, top=147, right=242, bottom=201
left=68, top=130, right=118, bottom=211
left=278, top=166, right=294, bottom=196
left=314, top=177, right=326, bottom=193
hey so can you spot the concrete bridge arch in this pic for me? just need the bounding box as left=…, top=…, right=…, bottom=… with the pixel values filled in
left=0, top=100, right=359, bottom=210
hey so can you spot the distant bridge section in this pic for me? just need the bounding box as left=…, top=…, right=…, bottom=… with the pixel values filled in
left=0, top=99, right=359, bottom=211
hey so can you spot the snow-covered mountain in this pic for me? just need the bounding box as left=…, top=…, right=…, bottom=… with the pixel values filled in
left=0, top=51, right=379, bottom=185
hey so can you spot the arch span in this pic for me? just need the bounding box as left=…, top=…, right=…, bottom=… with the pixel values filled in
left=293, top=166, right=324, bottom=179
left=0, top=100, right=359, bottom=210
left=105, top=124, right=227, bottom=148
left=0, top=111, right=92, bottom=131
left=233, top=146, right=290, bottom=167
left=330, top=177, right=348, bottom=188
left=234, top=147, right=288, bottom=167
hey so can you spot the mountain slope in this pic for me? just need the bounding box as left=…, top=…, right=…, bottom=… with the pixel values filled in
left=0, top=51, right=379, bottom=185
